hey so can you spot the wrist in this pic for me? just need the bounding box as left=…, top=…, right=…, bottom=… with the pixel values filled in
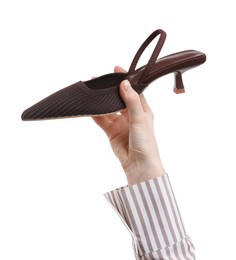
left=124, top=159, right=165, bottom=186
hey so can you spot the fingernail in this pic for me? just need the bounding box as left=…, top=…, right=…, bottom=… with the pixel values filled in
left=122, top=80, right=130, bottom=91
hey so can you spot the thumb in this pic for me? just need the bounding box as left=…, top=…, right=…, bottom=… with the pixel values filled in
left=120, top=80, right=144, bottom=123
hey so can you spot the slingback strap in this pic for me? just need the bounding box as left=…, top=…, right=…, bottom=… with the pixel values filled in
left=128, top=29, right=166, bottom=83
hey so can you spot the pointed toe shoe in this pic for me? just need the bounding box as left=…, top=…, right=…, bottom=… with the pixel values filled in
left=21, top=29, right=206, bottom=121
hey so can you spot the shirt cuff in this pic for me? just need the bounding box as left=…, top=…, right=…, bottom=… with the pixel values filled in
left=104, top=174, right=195, bottom=259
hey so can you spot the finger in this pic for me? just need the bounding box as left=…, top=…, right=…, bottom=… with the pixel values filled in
left=119, top=80, right=144, bottom=124
left=119, top=108, right=129, bottom=124
left=114, top=66, right=127, bottom=73
left=140, top=93, right=152, bottom=113
left=120, top=108, right=128, bottom=117
left=92, top=116, right=110, bottom=133
left=104, top=113, right=119, bottom=122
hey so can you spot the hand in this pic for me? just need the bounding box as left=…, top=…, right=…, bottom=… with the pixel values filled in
left=92, top=66, right=165, bottom=185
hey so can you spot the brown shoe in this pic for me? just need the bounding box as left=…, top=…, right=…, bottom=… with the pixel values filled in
left=21, top=29, right=206, bottom=121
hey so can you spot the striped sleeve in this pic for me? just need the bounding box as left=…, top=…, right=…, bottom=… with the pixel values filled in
left=104, top=174, right=196, bottom=260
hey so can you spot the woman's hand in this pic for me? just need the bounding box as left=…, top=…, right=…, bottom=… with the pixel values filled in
left=92, top=66, right=165, bottom=185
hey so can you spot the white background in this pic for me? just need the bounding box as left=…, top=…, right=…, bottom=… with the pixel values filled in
left=0, top=0, right=235, bottom=259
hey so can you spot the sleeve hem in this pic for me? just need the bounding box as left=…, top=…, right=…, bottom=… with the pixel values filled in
left=104, top=173, right=192, bottom=257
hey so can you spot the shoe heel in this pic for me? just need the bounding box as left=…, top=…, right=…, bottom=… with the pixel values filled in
left=173, top=72, right=185, bottom=94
